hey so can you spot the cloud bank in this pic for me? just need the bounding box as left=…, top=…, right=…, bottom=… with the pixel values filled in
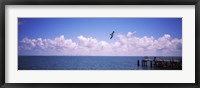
left=18, top=32, right=182, bottom=56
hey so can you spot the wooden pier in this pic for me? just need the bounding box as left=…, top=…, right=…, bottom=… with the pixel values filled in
left=137, top=57, right=182, bottom=70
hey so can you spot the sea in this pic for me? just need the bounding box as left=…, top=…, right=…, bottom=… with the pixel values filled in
left=18, top=56, right=182, bottom=70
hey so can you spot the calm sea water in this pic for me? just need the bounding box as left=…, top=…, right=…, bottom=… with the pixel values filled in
left=18, top=56, right=181, bottom=70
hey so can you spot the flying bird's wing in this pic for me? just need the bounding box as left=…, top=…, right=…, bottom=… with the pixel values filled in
left=110, top=36, right=113, bottom=39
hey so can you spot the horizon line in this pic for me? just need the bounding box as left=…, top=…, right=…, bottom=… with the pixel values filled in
left=18, top=55, right=182, bottom=57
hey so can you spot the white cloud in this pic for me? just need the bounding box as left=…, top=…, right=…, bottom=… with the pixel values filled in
left=19, top=32, right=182, bottom=56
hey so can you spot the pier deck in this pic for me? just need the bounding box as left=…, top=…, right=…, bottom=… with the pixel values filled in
left=137, top=57, right=182, bottom=70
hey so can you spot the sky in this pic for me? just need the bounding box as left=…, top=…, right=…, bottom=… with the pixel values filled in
left=18, top=18, right=182, bottom=56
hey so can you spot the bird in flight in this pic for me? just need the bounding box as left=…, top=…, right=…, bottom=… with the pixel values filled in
left=110, top=31, right=115, bottom=39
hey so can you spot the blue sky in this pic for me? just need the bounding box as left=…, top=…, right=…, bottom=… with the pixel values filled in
left=18, top=18, right=182, bottom=56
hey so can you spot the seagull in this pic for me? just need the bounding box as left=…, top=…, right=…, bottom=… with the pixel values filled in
left=110, top=31, right=115, bottom=39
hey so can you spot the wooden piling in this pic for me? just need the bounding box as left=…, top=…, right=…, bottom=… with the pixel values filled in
left=137, top=60, right=140, bottom=66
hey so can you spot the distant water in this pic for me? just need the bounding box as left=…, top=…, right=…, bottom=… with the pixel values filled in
left=18, top=56, right=182, bottom=70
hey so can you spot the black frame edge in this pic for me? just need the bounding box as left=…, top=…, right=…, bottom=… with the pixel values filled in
left=0, top=0, right=5, bottom=88
left=2, top=83, right=199, bottom=88
left=195, top=1, right=200, bottom=87
left=1, top=0, right=200, bottom=5
left=0, top=0, right=200, bottom=88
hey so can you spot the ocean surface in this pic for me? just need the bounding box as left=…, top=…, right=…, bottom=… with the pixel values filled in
left=18, top=56, right=182, bottom=70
